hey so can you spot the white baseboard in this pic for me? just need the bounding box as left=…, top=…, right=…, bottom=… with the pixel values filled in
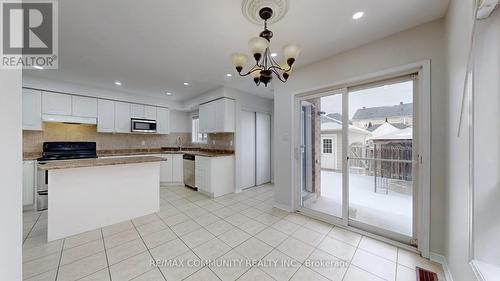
left=160, top=182, right=184, bottom=186
left=430, top=252, right=454, bottom=281
left=273, top=202, right=292, bottom=212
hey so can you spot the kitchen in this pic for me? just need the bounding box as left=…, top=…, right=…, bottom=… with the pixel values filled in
left=3, top=0, right=479, bottom=280
left=22, top=87, right=273, bottom=241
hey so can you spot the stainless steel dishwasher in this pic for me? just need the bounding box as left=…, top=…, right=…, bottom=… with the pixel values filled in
left=183, top=154, right=195, bottom=188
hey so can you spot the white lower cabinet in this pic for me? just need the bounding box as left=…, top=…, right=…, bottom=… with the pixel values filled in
left=195, top=155, right=234, bottom=198
left=23, top=161, right=36, bottom=208
left=160, top=154, right=183, bottom=184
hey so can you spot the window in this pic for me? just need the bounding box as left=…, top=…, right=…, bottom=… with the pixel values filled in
left=323, top=139, right=332, bottom=153
left=191, top=117, right=207, bottom=143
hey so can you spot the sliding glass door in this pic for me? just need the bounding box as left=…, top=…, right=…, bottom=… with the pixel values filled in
left=299, top=91, right=344, bottom=221
left=297, top=76, right=418, bottom=245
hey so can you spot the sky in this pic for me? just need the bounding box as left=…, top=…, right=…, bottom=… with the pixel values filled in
left=319, top=81, right=413, bottom=119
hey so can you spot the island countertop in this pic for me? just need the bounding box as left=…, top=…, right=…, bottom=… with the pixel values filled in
left=38, top=156, right=165, bottom=170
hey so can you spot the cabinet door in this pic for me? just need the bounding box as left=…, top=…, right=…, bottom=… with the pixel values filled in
left=97, top=99, right=115, bottom=133
left=42, top=92, right=72, bottom=115
left=256, top=113, right=271, bottom=185
left=223, top=99, right=235, bottom=132
left=23, top=161, right=35, bottom=206
left=198, top=104, right=208, bottom=133
left=130, top=104, right=145, bottom=119
left=22, top=89, right=42, bottom=131
left=195, top=156, right=203, bottom=190
left=114, top=102, right=131, bottom=133
left=160, top=154, right=173, bottom=182
left=172, top=154, right=184, bottom=182
left=206, top=102, right=217, bottom=133
left=215, top=99, right=225, bottom=132
left=156, top=107, right=170, bottom=134
left=72, top=96, right=97, bottom=117
left=144, top=106, right=157, bottom=120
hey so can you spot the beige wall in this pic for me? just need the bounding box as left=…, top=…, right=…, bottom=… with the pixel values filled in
left=273, top=19, right=447, bottom=254
left=23, top=123, right=233, bottom=153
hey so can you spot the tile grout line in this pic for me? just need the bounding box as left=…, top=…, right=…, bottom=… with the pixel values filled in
left=164, top=185, right=302, bottom=280
left=23, top=211, right=43, bottom=244
left=162, top=185, right=284, bottom=279
left=395, top=247, right=400, bottom=281
left=157, top=200, right=224, bottom=281
left=100, top=228, right=113, bottom=281
left=54, top=238, right=65, bottom=281
left=132, top=215, right=170, bottom=281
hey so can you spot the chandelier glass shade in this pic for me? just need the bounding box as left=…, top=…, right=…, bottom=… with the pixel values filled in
left=231, top=7, right=302, bottom=87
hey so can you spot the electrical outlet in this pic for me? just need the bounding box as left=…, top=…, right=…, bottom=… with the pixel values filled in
left=230, top=140, right=233, bottom=146
left=141, top=140, right=146, bottom=146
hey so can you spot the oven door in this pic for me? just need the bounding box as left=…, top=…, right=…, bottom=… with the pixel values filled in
left=36, top=166, right=48, bottom=211
left=131, top=119, right=157, bottom=133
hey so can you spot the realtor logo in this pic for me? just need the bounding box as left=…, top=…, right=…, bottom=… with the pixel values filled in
left=1, top=0, right=58, bottom=69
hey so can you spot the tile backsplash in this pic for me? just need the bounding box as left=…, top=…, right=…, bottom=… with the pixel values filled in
left=23, top=122, right=234, bottom=152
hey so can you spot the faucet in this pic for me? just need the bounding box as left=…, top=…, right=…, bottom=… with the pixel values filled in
left=176, top=136, right=183, bottom=151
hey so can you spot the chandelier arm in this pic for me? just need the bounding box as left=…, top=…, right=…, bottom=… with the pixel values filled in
left=270, top=68, right=287, bottom=82
left=269, top=56, right=282, bottom=68
left=238, top=63, right=261, bottom=77
left=268, top=64, right=292, bottom=73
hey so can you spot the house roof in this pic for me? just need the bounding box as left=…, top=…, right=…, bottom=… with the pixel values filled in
left=321, top=115, right=370, bottom=135
left=321, top=113, right=352, bottom=125
left=352, top=103, right=413, bottom=120
left=372, top=127, right=413, bottom=140
left=366, top=122, right=409, bottom=132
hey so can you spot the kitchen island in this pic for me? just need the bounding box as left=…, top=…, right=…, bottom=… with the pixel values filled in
left=38, top=156, right=163, bottom=241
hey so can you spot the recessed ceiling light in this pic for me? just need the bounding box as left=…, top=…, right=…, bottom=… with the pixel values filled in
left=183, top=82, right=189, bottom=86
left=226, top=73, right=232, bottom=77
left=114, top=80, right=122, bottom=86
left=33, top=65, right=43, bottom=70
left=166, top=92, right=172, bottom=95
left=352, top=11, right=364, bottom=20
left=271, top=53, right=278, bottom=57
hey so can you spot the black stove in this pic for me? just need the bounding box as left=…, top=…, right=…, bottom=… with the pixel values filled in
left=37, top=142, right=97, bottom=161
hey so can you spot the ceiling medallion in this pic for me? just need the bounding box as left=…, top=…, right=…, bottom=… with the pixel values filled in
left=231, top=6, right=302, bottom=87
left=242, top=0, right=289, bottom=25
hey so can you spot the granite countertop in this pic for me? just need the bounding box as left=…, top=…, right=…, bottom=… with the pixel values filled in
left=38, top=156, right=165, bottom=170
left=24, top=147, right=234, bottom=161
left=96, top=147, right=234, bottom=158
left=179, top=150, right=234, bottom=157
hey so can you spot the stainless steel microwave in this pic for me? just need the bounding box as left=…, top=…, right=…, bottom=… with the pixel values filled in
left=131, top=118, right=157, bottom=133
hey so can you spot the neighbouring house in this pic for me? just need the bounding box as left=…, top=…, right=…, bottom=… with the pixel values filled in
left=320, top=114, right=370, bottom=171
left=352, top=102, right=413, bottom=129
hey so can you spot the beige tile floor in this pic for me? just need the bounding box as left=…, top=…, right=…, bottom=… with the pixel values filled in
left=22, top=184, right=445, bottom=281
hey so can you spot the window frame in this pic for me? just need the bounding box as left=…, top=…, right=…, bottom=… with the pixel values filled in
left=191, top=116, right=207, bottom=144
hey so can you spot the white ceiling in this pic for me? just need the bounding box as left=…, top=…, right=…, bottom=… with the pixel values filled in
left=23, top=0, right=449, bottom=102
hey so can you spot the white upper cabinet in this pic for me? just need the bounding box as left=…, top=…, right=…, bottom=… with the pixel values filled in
left=22, top=89, right=42, bottom=131
left=97, top=99, right=115, bottom=133
left=215, top=98, right=235, bottom=132
left=72, top=96, right=97, bottom=118
left=130, top=104, right=145, bottom=119
left=199, top=98, right=235, bottom=133
left=206, top=102, right=217, bottom=133
left=156, top=107, right=170, bottom=134
left=144, top=106, right=157, bottom=120
left=42, top=92, right=72, bottom=115
left=115, top=101, right=131, bottom=133
left=198, top=103, right=208, bottom=133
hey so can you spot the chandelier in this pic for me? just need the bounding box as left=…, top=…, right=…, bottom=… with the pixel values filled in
left=231, top=7, right=302, bottom=87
